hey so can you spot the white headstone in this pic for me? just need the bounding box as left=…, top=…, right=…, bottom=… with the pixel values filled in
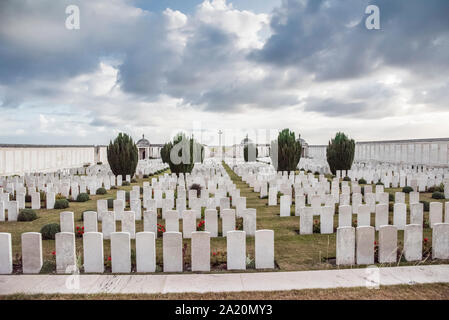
left=83, top=232, right=104, bottom=273
left=111, top=232, right=131, bottom=273
left=21, top=232, right=43, bottom=274
left=136, top=232, right=156, bottom=273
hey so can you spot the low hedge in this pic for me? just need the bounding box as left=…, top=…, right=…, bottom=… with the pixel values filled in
left=18, top=209, right=38, bottom=222
left=41, top=223, right=61, bottom=240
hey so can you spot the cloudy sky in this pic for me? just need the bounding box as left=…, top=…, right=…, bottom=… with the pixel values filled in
left=0, top=0, right=448, bottom=147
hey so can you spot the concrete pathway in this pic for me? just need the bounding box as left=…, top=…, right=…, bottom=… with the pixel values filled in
left=1, top=265, right=449, bottom=295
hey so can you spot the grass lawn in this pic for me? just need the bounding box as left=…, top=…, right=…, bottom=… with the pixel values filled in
left=1, top=283, right=449, bottom=300
left=0, top=163, right=448, bottom=274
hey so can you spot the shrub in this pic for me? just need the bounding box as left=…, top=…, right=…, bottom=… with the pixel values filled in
left=358, top=178, right=367, bottom=185
left=389, top=193, right=395, bottom=202
left=314, top=171, right=320, bottom=176
left=143, top=174, right=149, bottom=179
left=110, top=186, right=118, bottom=190
left=326, top=132, right=355, bottom=175
left=107, top=198, right=114, bottom=209
left=96, top=188, right=107, bottom=195
left=244, top=143, right=258, bottom=162
left=55, top=193, right=66, bottom=200
left=97, top=161, right=103, bottom=165
left=107, top=133, right=138, bottom=182
left=190, top=183, right=202, bottom=197
left=41, top=223, right=61, bottom=240
left=54, top=199, right=69, bottom=209
left=131, top=178, right=137, bottom=183
left=343, top=176, right=351, bottom=182
left=427, top=186, right=436, bottom=193
left=122, top=181, right=130, bottom=186
left=25, top=194, right=32, bottom=202
left=432, top=191, right=445, bottom=200
left=18, top=209, right=38, bottom=221
left=270, top=128, right=302, bottom=171
left=402, top=186, right=413, bottom=194
left=161, top=133, right=204, bottom=175
left=420, top=200, right=430, bottom=212
left=76, top=193, right=90, bottom=202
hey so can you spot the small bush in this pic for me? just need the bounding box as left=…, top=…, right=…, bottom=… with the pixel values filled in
left=143, top=174, right=149, bottom=179
left=402, top=186, right=413, bottom=194
left=96, top=188, right=107, bottom=195
left=420, top=200, right=430, bottom=212
left=131, top=178, right=137, bottom=183
left=427, top=186, right=436, bottom=193
left=55, top=193, right=66, bottom=200
left=111, top=186, right=118, bottom=190
left=97, top=161, right=103, bottom=165
left=18, top=209, right=38, bottom=221
left=343, top=176, right=351, bottom=182
left=190, top=183, right=202, bottom=197
left=376, top=181, right=384, bottom=186
left=76, top=193, right=90, bottom=202
left=107, top=198, right=114, bottom=209
left=41, top=223, right=61, bottom=240
left=25, top=194, right=32, bottom=202
left=54, top=199, right=69, bottom=209
left=314, top=171, right=320, bottom=176
left=358, top=178, right=367, bottom=185
left=122, top=181, right=130, bottom=186
left=389, top=193, right=395, bottom=202
left=432, top=191, right=445, bottom=200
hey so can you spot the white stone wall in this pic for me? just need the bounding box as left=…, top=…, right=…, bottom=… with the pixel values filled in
left=308, top=138, right=449, bottom=167
left=0, top=145, right=108, bottom=176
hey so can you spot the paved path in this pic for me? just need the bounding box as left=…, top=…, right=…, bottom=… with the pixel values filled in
left=1, top=265, right=448, bottom=295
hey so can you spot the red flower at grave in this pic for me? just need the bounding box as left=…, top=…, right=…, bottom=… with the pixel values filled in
left=212, top=252, right=216, bottom=256
left=374, top=241, right=377, bottom=245
left=82, top=227, right=84, bottom=230
left=108, top=256, right=111, bottom=261
left=51, top=251, right=56, bottom=255
left=76, top=226, right=80, bottom=230
left=424, top=238, right=428, bottom=242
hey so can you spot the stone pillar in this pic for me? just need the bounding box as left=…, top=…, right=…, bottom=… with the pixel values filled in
left=21, top=232, right=43, bottom=274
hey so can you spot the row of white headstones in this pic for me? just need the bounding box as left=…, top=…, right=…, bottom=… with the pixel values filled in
left=232, top=160, right=449, bottom=265
left=0, top=160, right=277, bottom=274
